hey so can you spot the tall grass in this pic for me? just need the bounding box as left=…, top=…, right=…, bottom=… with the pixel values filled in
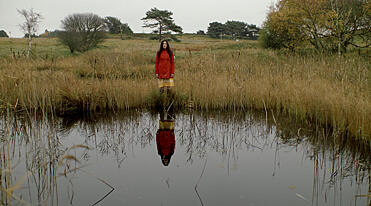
left=0, top=37, right=369, bottom=140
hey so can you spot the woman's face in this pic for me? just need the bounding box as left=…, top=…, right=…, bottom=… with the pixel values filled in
left=162, top=41, right=168, bottom=49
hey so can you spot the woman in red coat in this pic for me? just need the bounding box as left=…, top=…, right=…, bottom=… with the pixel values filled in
left=155, top=40, right=175, bottom=93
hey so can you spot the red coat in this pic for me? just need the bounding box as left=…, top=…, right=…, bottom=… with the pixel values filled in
left=156, top=130, right=175, bottom=157
left=155, top=50, right=174, bottom=79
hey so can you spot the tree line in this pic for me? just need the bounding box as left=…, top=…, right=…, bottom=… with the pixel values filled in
left=15, top=2, right=370, bottom=56
left=205, top=21, right=260, bottom=40
left=11, top=7, right=264, bottom=54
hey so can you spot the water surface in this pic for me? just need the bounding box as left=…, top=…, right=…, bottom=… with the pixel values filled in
left=0, top=111, right=369, bottom=206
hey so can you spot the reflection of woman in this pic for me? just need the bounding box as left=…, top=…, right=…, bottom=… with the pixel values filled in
left=155, top=40, right=175, bottom=93
left=156, top=113, right=175, bottom=166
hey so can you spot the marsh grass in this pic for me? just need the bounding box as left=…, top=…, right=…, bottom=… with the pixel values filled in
left=0, top=37, right=370, bottom=140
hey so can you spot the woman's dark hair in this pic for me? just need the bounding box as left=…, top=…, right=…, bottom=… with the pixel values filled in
left=161, top=155, right=172, bottom=166
left=157, top=40, right=173, bottom=58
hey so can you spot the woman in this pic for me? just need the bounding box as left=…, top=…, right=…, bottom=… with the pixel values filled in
left=155, top=40, right=175, bottom=93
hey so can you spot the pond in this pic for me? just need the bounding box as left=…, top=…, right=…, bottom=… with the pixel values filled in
left=0, top=110, right=369, bottom=206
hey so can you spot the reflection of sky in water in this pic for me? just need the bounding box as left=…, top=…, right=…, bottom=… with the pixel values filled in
left=1, top=112, right=369, bottom=206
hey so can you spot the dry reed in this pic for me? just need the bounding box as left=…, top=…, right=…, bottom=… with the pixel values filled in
left=0, top=37, right=369, bottom=140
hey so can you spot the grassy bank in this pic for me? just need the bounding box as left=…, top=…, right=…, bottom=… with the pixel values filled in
left=0, top=36, right=370, bottom=140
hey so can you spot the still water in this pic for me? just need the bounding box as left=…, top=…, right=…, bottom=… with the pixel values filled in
left=0, top=111, right=370, bottom=206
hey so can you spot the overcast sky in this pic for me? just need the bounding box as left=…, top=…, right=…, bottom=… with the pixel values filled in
left=0, top=0, right=277, bottom=38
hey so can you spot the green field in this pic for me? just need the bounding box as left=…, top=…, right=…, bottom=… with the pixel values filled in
left=0, top=35, right=370, bottom=140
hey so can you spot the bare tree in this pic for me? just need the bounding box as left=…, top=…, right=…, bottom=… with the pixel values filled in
left=59, top=13, right=106, bottom=53
left=17, top=8, right=42, bottom=58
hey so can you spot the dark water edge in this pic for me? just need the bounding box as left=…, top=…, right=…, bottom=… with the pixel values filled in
left=0, top=110, right=370, bottom=206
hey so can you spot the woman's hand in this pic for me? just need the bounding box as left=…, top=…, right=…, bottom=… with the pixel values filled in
left=156, top=74, right=159, bottom=78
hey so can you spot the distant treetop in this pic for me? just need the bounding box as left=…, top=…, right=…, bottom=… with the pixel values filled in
left=207, top=21, right=259, bottom=40
left=105, top=16, right=133, bottom=35
left=141, top=7, right=183, bottom=41
left=0, top=30, right=9, bottom=38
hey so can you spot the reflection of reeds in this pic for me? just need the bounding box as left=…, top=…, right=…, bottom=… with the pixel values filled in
left=178, top=111, right=370, bottom=205
left=309, top=130, right=370, bottom=206
left=0, top=108, right=369, bottom=205
left=0, top=112, right=114, bottom=205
